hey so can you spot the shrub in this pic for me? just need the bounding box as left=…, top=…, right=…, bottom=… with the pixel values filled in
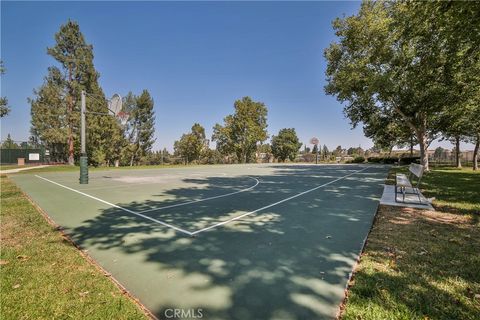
left=352, top=156, right=365, bottom=163
left=399, top=156, right=420, bottom=165
left=367, top=157, right=383, bottom=163
left=382, top=157, right=399, bottom=164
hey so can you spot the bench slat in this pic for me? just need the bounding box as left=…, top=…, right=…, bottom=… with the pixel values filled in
left=396, top=174, right=412, bottom=188
left=409, top=163, right=424, bottom=178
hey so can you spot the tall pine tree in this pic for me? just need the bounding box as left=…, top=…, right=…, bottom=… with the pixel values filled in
left=128, top=90, right=156, bottom=166
left=31, top=20, right=123, bottom=165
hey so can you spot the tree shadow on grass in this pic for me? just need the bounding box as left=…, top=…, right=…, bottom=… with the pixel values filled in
left=69, top=165, right=393, bottom=319
left=342, top=206, right=480, bottom=319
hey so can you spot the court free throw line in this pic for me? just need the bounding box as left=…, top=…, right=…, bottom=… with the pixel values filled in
left=136, top=176, right=260, bottom=214
left=190, top=166, right=370, bottom=235
left=35, top=175, right=193, bottom=236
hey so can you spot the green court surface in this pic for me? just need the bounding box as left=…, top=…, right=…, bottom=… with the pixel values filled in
left=11, top=164, right=389, bottom=319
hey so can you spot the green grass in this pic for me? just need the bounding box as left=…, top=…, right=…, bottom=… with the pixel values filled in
left=341, top=166, right=480, bottom=319
left=385, top=166, right=480, bottom=216
left=11, top=163, right=227, bottom=175
left=0, top=165, right=22, bottom=170
left=421, top=167, right=480, bottom=216
left=0, top=175, right=149, bottom=319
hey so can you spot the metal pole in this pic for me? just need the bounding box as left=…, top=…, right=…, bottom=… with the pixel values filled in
left=79, top=90, right=88, bottom=184
left=81, top=91, right=86, bottom=154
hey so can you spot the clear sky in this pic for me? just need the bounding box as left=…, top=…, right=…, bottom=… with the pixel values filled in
left=0, top=1, right=466, bottom=152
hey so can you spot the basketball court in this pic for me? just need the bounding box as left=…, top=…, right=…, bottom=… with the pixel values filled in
left=11, top=163, right=389, bottom=319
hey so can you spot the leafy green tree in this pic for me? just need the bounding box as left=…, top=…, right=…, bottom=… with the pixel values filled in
left=128, top=90, right=156, bottom=166
left=200, top=148, right=223, bottom=165
left=271, top=128, right=302, bottom=162
left=322, top=145, right=329, bottom=160
left=256, top=143, right=273, bottom=163
left=333, top=145, right=343, bottom=157
left=174, top=123, right=207, bottom=164
left=363, top=109, right=416, bottom=156
left=324, top=1, right=480, bottom=171
left=433, top=147, right=445, bottom=160
left=212, top=97, right=268, bottom=163
left=0, top=61, right=11, bottom=118
left=191, top=123, right=207, bottom=159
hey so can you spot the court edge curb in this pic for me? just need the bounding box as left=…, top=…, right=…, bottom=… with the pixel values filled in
left=8, top=176, right=159, bottom=320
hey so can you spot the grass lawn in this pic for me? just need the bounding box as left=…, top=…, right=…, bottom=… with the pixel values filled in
left=0, top=164, right=44, bottom=171
left=0, top=165, right=21, bottom=170
left=341, top=166, right=480, bottom=319
left=12, top=163, right=221, bottom=175
left=0, top=175, right=149, bottom=319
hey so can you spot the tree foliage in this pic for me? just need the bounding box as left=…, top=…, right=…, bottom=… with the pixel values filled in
left=324, top=1, right=480, bottom=170
left=31, top=20, right=124, bottom=166
left=212, top=97, right=268, bottom=163
left=174, top=123, right=207, bottom=164
left=0, top=61, right=11, bottom=118
left=271, top=128, right=302, bottom=162
left=126, top=90, right=156, bottom=165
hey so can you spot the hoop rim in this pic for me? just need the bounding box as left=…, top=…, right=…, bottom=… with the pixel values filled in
left=116, top=111, right=130, bottom=125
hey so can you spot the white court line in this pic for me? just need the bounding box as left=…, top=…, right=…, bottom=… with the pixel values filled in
left=35, top=175, right=193, bottom=236
left=136, top=176, right=260, bottom=214
left=190, top=166, right=370, bottom=235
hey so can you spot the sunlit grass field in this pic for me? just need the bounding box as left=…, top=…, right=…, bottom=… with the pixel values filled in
left=342, top=166, right=480, bottom=319
left=0, top=175, right=149, bottom=319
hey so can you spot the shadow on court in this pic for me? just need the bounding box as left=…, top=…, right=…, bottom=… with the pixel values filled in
left=67, top=166, right=389, bottom=319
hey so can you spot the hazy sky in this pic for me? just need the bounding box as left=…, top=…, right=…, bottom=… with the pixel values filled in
left=1, top=1, right=469, bottom=151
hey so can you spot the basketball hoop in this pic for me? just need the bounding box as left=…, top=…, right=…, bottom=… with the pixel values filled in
left=116, top=111, right=130, bottom=126
left=108, top=94, right=122, bottom=116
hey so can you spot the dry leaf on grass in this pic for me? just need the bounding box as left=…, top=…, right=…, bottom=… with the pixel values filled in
left=16, top=255, right=29, bottom=261
left=79, top=291, right=89, bottom=297
left=0, top=260, right=9, bottom=265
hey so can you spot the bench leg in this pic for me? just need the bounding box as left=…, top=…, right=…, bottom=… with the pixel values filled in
left=415, top=188, right=422, bottom=204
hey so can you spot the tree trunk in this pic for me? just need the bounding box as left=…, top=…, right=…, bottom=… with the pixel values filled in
left=455, top=136, right=462, bottom=168
left=473, top=134, right=479, bottom=171
left=67, top=65, right=75, bottom=166
left=67, top=135, right=75, bottom=165
left=417, top=129, right=429, bottom=171
left=409, top=135, right=414, bottom=157
left=130, top=154, right=134, bottom=166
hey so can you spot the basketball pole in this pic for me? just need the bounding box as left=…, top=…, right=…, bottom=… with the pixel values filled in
left=79, top=90, right=89, bottom=184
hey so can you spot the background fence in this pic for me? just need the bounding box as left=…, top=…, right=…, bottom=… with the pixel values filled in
left=0, top=140, right=46, bottom=165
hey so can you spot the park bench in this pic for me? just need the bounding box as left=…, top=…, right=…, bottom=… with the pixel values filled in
left=395, top=163, right=426, bottom=205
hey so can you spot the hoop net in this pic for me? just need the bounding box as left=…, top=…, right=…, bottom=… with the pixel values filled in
left=117, top=111, right=130, bottom=126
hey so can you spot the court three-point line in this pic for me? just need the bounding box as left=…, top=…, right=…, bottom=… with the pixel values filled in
left=35, top=175, right=193, bottom=236
left=190, top=166, right=371, bottom=235
left=137, top=176, right=260, bottom=214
